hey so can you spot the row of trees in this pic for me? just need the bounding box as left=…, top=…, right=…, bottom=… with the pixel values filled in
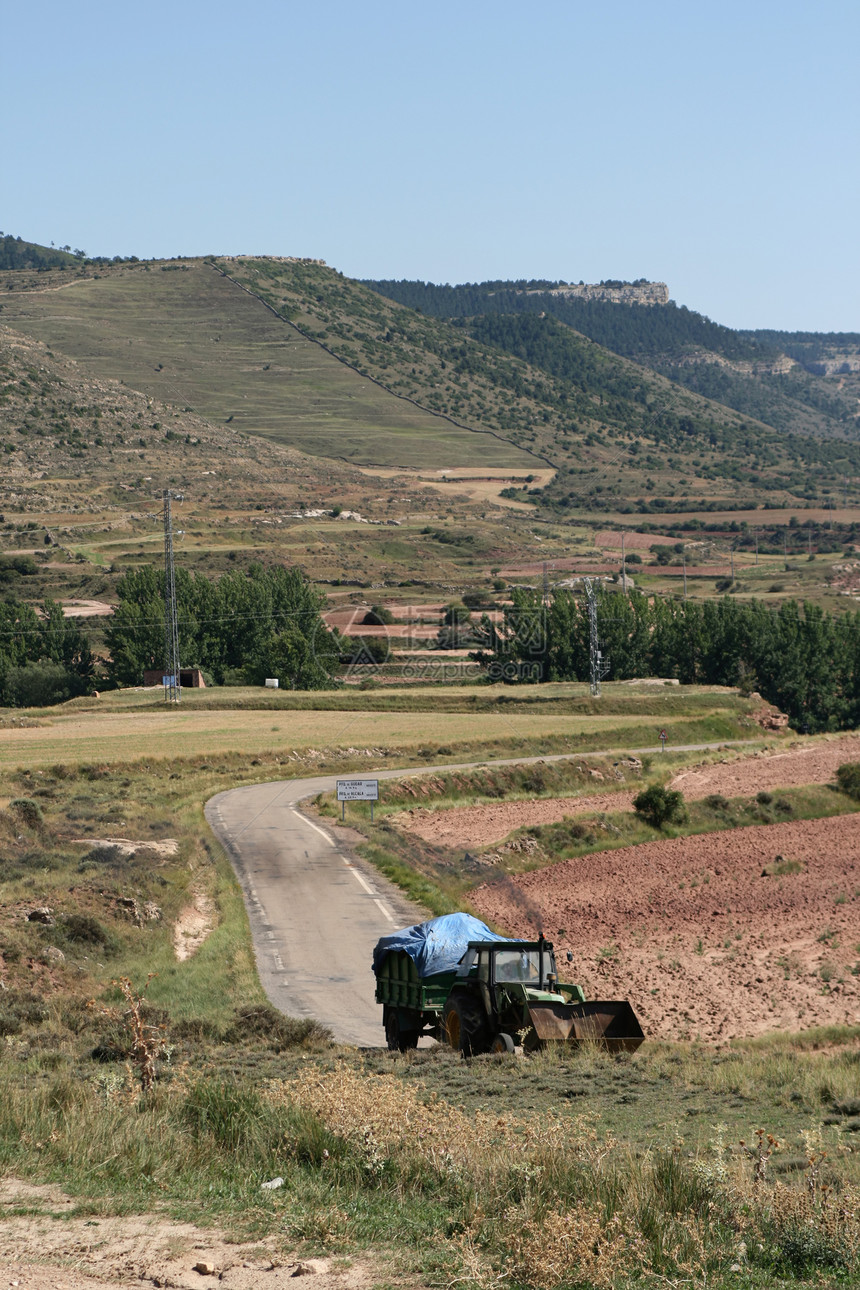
left=472, top=586, right=860, bottom=732
left=105, top=564, right=338, bottom=689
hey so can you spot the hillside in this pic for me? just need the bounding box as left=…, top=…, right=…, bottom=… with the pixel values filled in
left=218, top=257, right=860, bottom=514
left=365, top=278, right=860, bottom=459
left=2, top=253, right=860, bottom=516
left=0, top=319, right=576, bottom=611
left=0, top=232, right=80, bottom=271
left=0, top=259, right=534, bottom=471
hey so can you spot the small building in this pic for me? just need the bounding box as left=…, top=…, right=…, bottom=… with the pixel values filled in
left=143, top=668, right=206, bottom=688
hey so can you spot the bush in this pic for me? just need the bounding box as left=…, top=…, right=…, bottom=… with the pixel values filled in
left=9, top=797, right=43, bottom=828
left=53, top=913, right=119, bottom=957
left=836, top=762, right=860, bottom=800
left=704, top=793, right=730, bottom=811
left=757, top=790, right=774, bottom=805
left=633, top=785, right=687, bottom=829
left=223, top=1004, right=331, bottom=1050
left=362, top=604, right=394, bottom=626
left=5, top=662, right=75, bottom=708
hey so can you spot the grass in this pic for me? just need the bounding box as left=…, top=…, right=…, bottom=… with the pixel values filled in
left=0, top=687, right=765, bottom=769
left=3, top=1033, right=860, bottom=1286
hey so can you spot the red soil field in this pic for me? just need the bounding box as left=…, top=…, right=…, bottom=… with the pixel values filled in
left=471, top=815, right=860, bottom=1042
left=395, top=736, right=860, bottom=849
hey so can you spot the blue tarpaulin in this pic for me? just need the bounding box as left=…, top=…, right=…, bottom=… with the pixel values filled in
left=372, top=913, right=510, bottom=979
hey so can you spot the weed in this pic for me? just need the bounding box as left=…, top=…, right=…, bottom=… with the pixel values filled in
left=836, top=762, right=860, bottom=800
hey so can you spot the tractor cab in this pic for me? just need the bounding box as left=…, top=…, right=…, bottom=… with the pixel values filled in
left=457, top=937, right=586, bottom=1006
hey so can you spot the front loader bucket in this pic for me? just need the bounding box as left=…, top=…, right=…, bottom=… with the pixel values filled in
left=526, top=1000, right=644, bottom=1053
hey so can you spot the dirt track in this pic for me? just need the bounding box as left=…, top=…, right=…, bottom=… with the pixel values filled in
left=0, top=1181, right=374, bottom=1290
left=471, top=813, right=860, bottom=1042
left=395, top=736, right=860, bottom=849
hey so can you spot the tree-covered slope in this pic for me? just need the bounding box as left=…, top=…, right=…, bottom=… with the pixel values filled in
left=0, top=233, right=80, bottom=271
left=365, top=278, right=860, bottom=447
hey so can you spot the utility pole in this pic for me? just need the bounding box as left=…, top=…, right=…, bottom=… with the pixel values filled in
left=682, top=547, right=687, bottom=600
left=621, top=531, right=626, bottom=584
left=583, top=578, right=608, bottom=698
left=730, top=544, right=735, bottom=581
left=754, top=529, right=758, bottom=566
left=783, top=528, right=788, bottom=563
left=162, top=489, right=181, bottom=704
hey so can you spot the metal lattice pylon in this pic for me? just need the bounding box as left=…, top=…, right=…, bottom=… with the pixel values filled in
left=583, top=577, right=609, bottom=697
left=162, top=489, right=181, bottom=703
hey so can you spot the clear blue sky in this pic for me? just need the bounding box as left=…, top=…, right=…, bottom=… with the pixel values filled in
left=3, top=0, right=858, bottom=330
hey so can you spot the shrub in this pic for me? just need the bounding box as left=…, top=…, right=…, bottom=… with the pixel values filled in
left=836, top=762, right=860, bottom=800
left=362, top=604, right=394, bottom=625
left=223, top=1004, right=331, bottom=1050
left=633, top=785, right=687, bottom=829
left=704, top=793, right=730, bottom=811
left=5, top=662, right=75, bottom=707
left=53, top=913, right=119, bottom=956
left=9, top=797, right=43, bottom=828
left=757, top=790, right=774, bottom=805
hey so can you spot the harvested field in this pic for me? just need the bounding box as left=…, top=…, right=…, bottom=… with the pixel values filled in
left=394, top=736, right=860, bottom=848
left=471, top=813, right=860, bottom=1042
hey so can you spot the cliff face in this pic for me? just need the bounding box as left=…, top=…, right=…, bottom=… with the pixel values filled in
left=526, top=281, right=670, bottom=306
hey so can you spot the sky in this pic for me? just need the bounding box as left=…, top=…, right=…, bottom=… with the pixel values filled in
left=3, top=0, right=858, bottom=331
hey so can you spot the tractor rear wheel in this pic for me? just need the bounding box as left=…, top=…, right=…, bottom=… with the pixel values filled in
left=385, top=1013, right=419, bottom=1052
left=443, top=993, right=490, bottom=1056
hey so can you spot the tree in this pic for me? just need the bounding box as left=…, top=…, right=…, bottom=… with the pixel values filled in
left=633, top=785, right=687, bottom=829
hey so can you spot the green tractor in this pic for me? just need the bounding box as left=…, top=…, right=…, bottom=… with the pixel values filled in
left=374, top=916, right=644, bottom=1055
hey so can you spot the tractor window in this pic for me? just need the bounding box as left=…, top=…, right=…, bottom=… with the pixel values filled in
left=494, top=950, right=542, bottom=984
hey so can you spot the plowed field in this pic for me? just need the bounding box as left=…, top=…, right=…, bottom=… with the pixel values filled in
left=470, top=814, right=860, bottom=1042
left=395, top=736, right=860, bottom=849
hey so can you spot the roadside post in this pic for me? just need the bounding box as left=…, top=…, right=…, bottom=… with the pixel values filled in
left=659, top=729, right=667, bottom=753
left=336, top=778, right=379, bottom=822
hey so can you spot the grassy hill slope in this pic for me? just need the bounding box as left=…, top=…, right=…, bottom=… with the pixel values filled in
left=0, top=259, right=534, bottom=470
left=3, top=253, right=860, bottom=514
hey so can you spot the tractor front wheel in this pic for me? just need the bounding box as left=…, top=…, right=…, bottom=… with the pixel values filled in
left=443, top=993, right=490, bottom=1056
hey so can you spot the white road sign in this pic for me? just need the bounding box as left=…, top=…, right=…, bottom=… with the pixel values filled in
left=336, top=779, right=379, bottom=802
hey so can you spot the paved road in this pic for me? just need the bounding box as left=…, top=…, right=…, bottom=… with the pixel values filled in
left=205, top=740, right=760, bottom=1045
